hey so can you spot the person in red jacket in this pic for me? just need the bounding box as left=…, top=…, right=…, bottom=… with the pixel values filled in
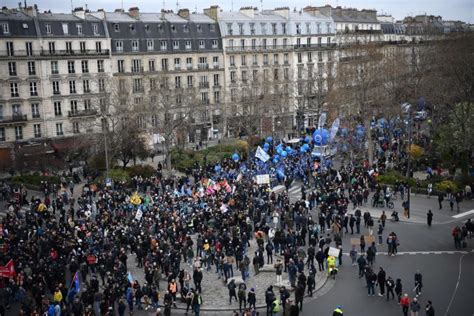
left=400, top=293, right=410, bottom=316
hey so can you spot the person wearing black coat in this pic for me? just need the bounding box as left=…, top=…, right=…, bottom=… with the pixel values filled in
left=295, top=283, right=305, bottom=311
left=425, top=300, right=435, bottom=316
left=377, top=267, right=386, bottom=296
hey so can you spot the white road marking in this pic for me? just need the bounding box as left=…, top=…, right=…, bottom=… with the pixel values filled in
left=444, top=252, right=469, bottom=316
left=343, top=250, right=469, bottom=256
left=452, top=209, right=474, bottom=218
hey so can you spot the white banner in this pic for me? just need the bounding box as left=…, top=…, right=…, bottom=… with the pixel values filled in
left=255, top=146, right=270, bottom=162
left=135, top=209, right=143, bottom=221
left=328, top=247, right=340, bottom=257
left=255, top=174, right=270, bottom=185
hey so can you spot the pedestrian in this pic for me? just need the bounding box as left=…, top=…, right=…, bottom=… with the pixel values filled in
left=386, top=276, right=395, bottom=301
left=427, top=210, right=433, bottom=227
left=367, top=269, right=377, bottom=296
left=192, top=291, right=203, bottom=316
left=333, top=305, right=343, bottom=315
left=425, top=300, right=435, bottom=316
left=266, top=241, right=274, bottom=264
left=265, top=286, right=275, bottom=316
left=295, top=283, right=305, bottom=311
left=279, top=286, right=290, bottom=314
left=350, top=245, right=358, bottom=266
left=437, top=193, right=444, bottom=210
left=395, top=279, right=403, bottom=303
left=227, top=279, right=237, bottom=305
left=400, top=294, right=410, bottom=316
left=414, top=271, right=423, bottom=295
left=247, top=288, right=256, bottom=309
left=377, top=221, right=384, bottom=244
left=377, top=267, right=386, bottom=296
left=380, top=211, right=387, bottom=228
left=307, top=269, right=316, bottom=297
left=168, top=279, right=178, bottom=308
left=357, top=255, right=367, bottom=278
left=275, top=259, right=283, bottom=284
left=238, top=283, right=247, bottom=312
left=360, top=235, right=366, bottom=252
left=410, top=297, right=421, bottom=316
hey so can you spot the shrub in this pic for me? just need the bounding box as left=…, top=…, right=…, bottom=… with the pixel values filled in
left=98, top=169, right=131, bottom=183
left=127, top=165, right=156, bottom=178
left=12, top=174, right=61, bottom=190
left=434, top=180, right=458, bottom=192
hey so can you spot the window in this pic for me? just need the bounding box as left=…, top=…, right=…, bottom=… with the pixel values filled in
left=230, top=89, right=236, bottom=102
left=131, top=40, right=139, bottom=52
left=158, top=24, right=163, bottom=32
left=83, top=80, right=90, bottom=93
left=227, top=23, right=233, bottom=35
left=261, top=23, right=267, bottom=35
left=240, top=39, right=245, bottom=49
left=230, top=71, right=236, bottom=83
left=262, top=39, right=267, bottom=49
left=133, top=78, right=142, bottom=93
left=31, top=103, right=40, bottom=118
left=0, top=105, right=3, bottom=122
left=54, top=101, right=62, bottom=116
left=98, top=79, right=105, bottom=92
left=12, top=104, right=21, bottom=116
left=241, top=55, right=246, bottom=66
left=161, top=58, right=168, bottom=71
left=185, top=40, right=191, bottom=50
left=147, top=40, right=154, bottom=51
left=187, top=75, right=193, bottom=87
left=199, top=40, right=205, bottom=49
left=8, top=62, right=16, bottom=76
left=174, top=58, right=181, bottom=70
left=201, top=92, right=209, bottom=104
left=284, top=68, right=289, bottom=80
left=263, top=54, right=268, bottom=65
left=273, top=54, right=279, bottom=65
left=307, top=37, right=311, bottom=46
left=93, top=23, right=99, bottom=35
left=79, top=42, right=86, bottom=53
left=97, top=60, right=104, bottom=73
left=213, top=56, right=219, bottom=68
left=307, top=52, right=312, bottom=62
left=296, top=23, right=301, bottom=34
left=160, top=41, right=167, bottom=51
left=171, top=25, right=176, bottom=32
left=68, top=61, right=75, bottom=74
left=173, top=40, right=179, bottom=50
left=15, top=126, right=23, bottom=140
left=81, top=60, right=89, bottom=73
left=117, top=60, right=124, bottom=73
left=196, top=25, right=202, bottom=32
left=62, top=23, right=69, bottom=34
left=149, top=59, right=155, bottom=72
left=0, top=128, right=4, bottom=142
left=25, top=42, right=33, bottom=56
left=46, top=24, right=52, bottom=34
left=129, top=24, right=135, bottom=32
left=253, top=54, right=258, bottom=65
left=6, top=42, right=14, bottom=56
left=132, top=59, right=141, bottom=73
left=10, top=83, right=19, bottom=97
left=306, top=23, right=311, bottom=34
left=296, top=38, right=301, bottom=47
left=1, top=23, right=9, bottom=34
left=316, top=23, right=321, bottom=34
left=26, top=61, right=36, bottom=75
left=70, top=100, right=78, bottom=114
left=213, top=74, right=220, bottom=86
left=297, top=52, right=302, bottom=63
left=72, top=122, right=80, bottom=134
left=48, top=42, right=55, bottom=54
left=114, top=24, right=120, bottom=32
left=52, top=81, right=60, bottom=94
left=115, top=41, right=123, bottom=52
left=241, top=71, right=247, bottom=83
left=272, top=23, right=277, bottom=35
left=183, top=25, right=188, bottom=32
left=84, top=99, right=91, bottom=111
left=30, top=82, right=38, bottom=96
left=273, top=69, right=279, bottom=80
left=66, top=42, right=73, bottom=53
left=238, top=23, right=244, bottom=35
left=69, top=81, right=76, bottom=94
left=119, top=79, right=127, bottom=92
left=56, top=123, right=63, bottom=136
left=186, top=57, right=193, bottom=69
left=250, top=23, right=255, bottom=35
left=96, top=41, right=102, bottom=53
left=175, top=76, right=181, bottom=88
left=31, top=124, right=41, bottom=138
left=212, top=40, right=218, bottom=49
left=282, top=23, right=287, bottom=34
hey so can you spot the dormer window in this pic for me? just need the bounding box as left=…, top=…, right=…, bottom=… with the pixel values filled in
left=93, top=23, right=99, bottom=35
left=129, top=24, right=135, bottom=32
left=183, top=25, right=188, bottom=32
left=62, top=23, right=69, bottom=34
left=197, top=25, right=202, bottom=32
left=22, top=23, right=28, bottom=29
left=296, top=23, right=301, bottom=35
left=227, top=23, right=233, bottom=35
left=114, top=24, right=120, bottom=32
left=250, top=23, right=255, bottom=35
left=171, top=25, right=176, bottom=32
left=144, top=24, right=150, bottom=32
left=209, top=24, right=215, bottom=32
left=76, top=24, right=83, bottom=35
left=45, top=24, right=52, bottom=34
left=1, top=23, right=9, bottom=34
left=238, top=23, right=244, bottom=35
left=158, top=24, right=163, bottom=32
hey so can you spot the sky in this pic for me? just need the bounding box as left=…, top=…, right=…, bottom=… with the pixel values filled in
left=4, top=0, right=474, bottom=23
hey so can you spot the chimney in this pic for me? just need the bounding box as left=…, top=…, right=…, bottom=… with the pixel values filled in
left=22, top=5, right=37, bottom=17
left=73, top=7, right=85, bottom=19
left=95, top=9, right=106, bottom=19
left=239, top=6, right=255, bottom=18
left=178, top=8, right=190, bottom=19
left=274, top=7, right=290, bottom=19
left=128, top=7, right=139, bottom=19
left=204, top=5, right=219, bottom=21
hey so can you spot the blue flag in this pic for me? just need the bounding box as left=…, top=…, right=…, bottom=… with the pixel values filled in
left=73, top=271, right=80, bottom=293
left=127, top=271, right=134, bottom=284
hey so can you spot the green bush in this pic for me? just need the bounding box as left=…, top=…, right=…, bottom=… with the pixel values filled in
left=98, top=169, right=131, bottom=183
left=127, top=165, right=156, bottom=178
left=12, top=174, right=61, bottom=189
left=376, top=171, right=416, bottom=187
left=434, top=180, right=458, bottom=192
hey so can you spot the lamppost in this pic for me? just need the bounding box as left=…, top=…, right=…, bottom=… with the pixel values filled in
left=401, top=102, right=412, bottom=218
left=101, top=114, right=110, bottom=181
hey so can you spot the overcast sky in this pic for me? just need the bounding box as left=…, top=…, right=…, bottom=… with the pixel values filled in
left=5, top=0, right=474, bottom=23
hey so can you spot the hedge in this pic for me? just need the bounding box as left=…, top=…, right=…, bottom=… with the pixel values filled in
left=11, top=173, right=62, bottom=190
left=376, top=171, right=416, bottom=187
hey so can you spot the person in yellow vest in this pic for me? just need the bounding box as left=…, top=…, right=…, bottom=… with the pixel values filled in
left=271, top=297, right=281, bottom=315
left=333, top=305, right=343, bottom=315
left=168, top=279, right=178, bottom=308
left=53, top=287, right=63, bottom=304
left=327, top=255, right=338, bottom=279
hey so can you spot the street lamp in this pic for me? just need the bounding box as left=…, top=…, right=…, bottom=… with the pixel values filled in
left=401, top=102, right=412, bottom=219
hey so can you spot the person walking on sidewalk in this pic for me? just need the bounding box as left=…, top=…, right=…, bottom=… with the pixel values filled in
left=410, top=297, right=421, bottom=316
left=427, top=210, right=433, bottom=227
left=395, top=279, right=403, bottom=303
left=275, top=259, right=283, bottom=285
left=386, top=276, right=395, bottom=301
left=400, top=294, right=410, bottom=316
left=227, top=279, right=238, bottom=305
left=425, top=300, right=435, bottom=316
left=377, top=267, right=386, bottom=297
left=414, top=271, right=423, bottom=296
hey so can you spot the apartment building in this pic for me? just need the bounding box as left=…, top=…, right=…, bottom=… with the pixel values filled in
left=92, top=7, right=224, bottom=142
left=205, top=6, right=335, bottom=136
left=0, top=5, right=111, bottom=165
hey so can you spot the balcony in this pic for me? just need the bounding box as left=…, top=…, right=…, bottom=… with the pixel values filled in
left=68, top=109, right=98, bottom=118
left=0, top=114, right=28, bottom=125
left=0, top=49, right=111, bottom=59
left=226, top=45, right=292, bottom=53
left=293, top=43, right=337, bottom=51
left=199, top=82, right=210, bottom=88
left=197, top=63, right=209, bottom=70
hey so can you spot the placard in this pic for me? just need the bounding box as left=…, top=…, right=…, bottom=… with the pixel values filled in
left=255, top=174, right=270, bottom=185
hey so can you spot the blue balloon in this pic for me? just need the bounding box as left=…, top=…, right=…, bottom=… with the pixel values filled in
left=276, top=147, right=283, bottom=154
left=263, top=142, right=270, bottom=149
left=276, top=169, right=285, bottom=180
left=303, top=143, right=310, bottom=150
left=214, top=165, right=221, bottom=172
left=312, top=129, right=330, bottom=146
left=263, top=147, right=269, bottom=152
left=285, top=146, right=293, bottom=153
left=266, top=136, right=273, bottom=143
left=272, top=157, right=279, bottom=164
left=281, top=150, right=288, bottom=158
left=232, top=153, right=239, bottom=162
left=300, top=147, right=307, bottom=153
left=304, top=136, right=311, bottom=143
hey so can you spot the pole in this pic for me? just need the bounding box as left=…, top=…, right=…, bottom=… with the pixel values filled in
left=104, top=122, right=109, bottom=179
left=406, top=111, right=412, bottom=219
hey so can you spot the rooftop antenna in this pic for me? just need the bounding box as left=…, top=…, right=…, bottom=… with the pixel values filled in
left=231, top=0, right=233, bottom=12
left=260, top=0, right=263, bottom=11
left=70, top=0, right=73, bottom=12
left=176, top=0, right=179, bottom=12
left=162, top=0, right=165, bottom=11
left=121, top=0, right=124, bottom=11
